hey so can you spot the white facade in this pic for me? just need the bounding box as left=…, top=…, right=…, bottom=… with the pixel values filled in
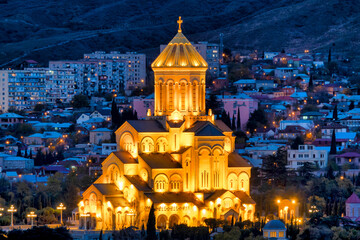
left=287, top=145, right=328, bottom=169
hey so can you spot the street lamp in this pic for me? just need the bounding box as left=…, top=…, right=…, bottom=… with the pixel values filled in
left=57, top=203, right=66, bottom=225
left=27, top=211, right=37, bottom=226
left=8, top=205, right=17, bottom=228
left=0, top=207, right=3, bottom=217
left=80, top=212, right=91, bottom=231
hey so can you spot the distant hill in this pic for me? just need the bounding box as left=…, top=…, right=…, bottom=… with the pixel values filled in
left=0, top=0, right=359, bottom=67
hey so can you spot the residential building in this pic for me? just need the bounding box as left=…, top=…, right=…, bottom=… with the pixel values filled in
left=287, top=145, right=328, bottom=169
left=345, top=193, right=360, bottom=222
left=79, top=21, right=255, bottom=230
left=321, top=123, right=348, bottom=138
left=84, top=51, right=146, bottom=91
left=89, top=128, right=112, bottom=145
left=132, top=94, right=155, bottom=119
left=274, top=68, right=299, bottom=81
left=24, top=132, right=63, bottom=145
left=0, top=153, right=34, bottom=171
left=279, top=120, right=314, bottom=130
left=101, top=143, right=117, bottom=155
left=335, top=152, right=360, bottom=166
left=0, top=113, right=24, bottom=129
left=0, top=69, right=47, bottom=110
left=263, top=220, right=287, bottom=239
left=219, top=93, right=258, bottom=130
left=46, top=68, right=75, bottom=104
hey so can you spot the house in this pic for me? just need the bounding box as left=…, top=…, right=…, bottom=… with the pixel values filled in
left=323, top=83, right=344, bottom=96
left=263, top=220, right=287, bottom=239
left=245, top=145, right=283, bottom=160
left=273, top=53, right=293, bottom=65
left=335, top=152, right=360, bottom=167
left=274, top=68, right=299, bottom=81
left=321, top=123, right=348, bottom=138
left=211, top=77, right=228, bottom=91
left=279, top=120, right=314, bottom=130
left=290, top=91, right=307, bottom=101
left=340, top=116, right=360, bottom=131
left=102, top=143, right=117, bottom=155
left=132, top=94, right=155, bottom=119
left=0, top=153, right=34, bottom=171
left=77, top=114, right=91, bottom=124
left=219, top=94, right=258, bottom=130
left=24, top=132, right=62, bottom=145
left=277, top=125, right=307, bottom=139
left=299, top=112, right=323, bottom=121
left=287, top=145, right=328, bottom=169
left=89, top=128, right=112, bottom=145
left=233, top=79, right=256, bottom=91
left=345, top=193, right=360, bottom=222
left=0, top=113, right=24, bottom=129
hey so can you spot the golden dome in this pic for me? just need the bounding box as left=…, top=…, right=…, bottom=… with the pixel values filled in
left=151, top=17, right=208, bottom=69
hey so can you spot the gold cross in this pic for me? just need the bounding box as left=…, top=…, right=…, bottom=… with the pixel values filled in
left=177, top=16, right=183, bottom=32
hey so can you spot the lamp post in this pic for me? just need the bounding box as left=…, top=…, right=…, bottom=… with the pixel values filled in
left=0, top=207, right=4, bottom=217
left=80, top=212, right=91, bottom=231
left=57, top=203, right=66, bottom=225
left=27, top=211, right=37, bottom=226
left=8, top=205, right=17, bottom=228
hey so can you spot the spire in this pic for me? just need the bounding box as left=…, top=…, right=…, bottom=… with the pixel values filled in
left=177, top=16, right=183, bottom=33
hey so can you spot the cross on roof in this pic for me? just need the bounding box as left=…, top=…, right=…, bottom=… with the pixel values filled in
left=177, top=16, right=183, bottom=33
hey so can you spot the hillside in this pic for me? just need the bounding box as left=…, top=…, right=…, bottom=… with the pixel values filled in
left=0, top=0, right=359, bottom=67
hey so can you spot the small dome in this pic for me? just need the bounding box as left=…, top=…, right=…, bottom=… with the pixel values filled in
left=151, top=17, right=208, bottom=69
left=263, top=220, right=286, bottom=230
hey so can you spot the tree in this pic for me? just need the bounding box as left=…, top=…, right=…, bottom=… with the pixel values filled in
left=290, top=136, right=304, bottom=150
left=328, top=47, right=332, bottom=63
left=71, top=94, right=89, bottom=109
left=146, top=204, right=156, bottom=240
left=34, top=104, right=46, bottom=112
left=206, top=94, right=221, bottom=114
left=237, top=107, right=241, bottom=130
left=330, top=129, right=337, bottom=154
left=111, top=98, right=121, bottom=128
left=308, top=74, right=314, bottom=92
left=333, top=104, right=338, bottom=121
left=261, top=148, right=288, bottom=186
left=231, top=115, right=236, bottom=130
left=349, top=101, right=355, bottom=110
left=246, top=109, right=267, bottom=134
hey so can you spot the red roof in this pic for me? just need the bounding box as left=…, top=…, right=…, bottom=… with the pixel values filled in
left=346, top=193, right=360, bottom=204
left=337, top=152, right=360, bottom=158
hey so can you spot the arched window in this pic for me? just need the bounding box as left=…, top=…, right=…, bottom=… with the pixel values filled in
left=156, top=137, right=168, bottom=153
left=169, top=82, right=174, bottom=110
left=120, top=133, right=134, bottom=153
left=180, top=82, right=186, bottom=111
left=154, top=174, right=168, bottom=192
left=141, top=137, right=154, bottom=153
left=170, top=174, right=182, bottom=192
left=227, top=173, right=237, bottom=190
left=159, top=82, right=163, bottom=110
left=192, top=82, right=197, bottom=111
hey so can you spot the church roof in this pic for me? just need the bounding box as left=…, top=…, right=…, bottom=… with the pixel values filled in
left=185, top=121, right=224, bottom=136
left=263, top=220, right=286, bottom=230
left=93, top=183, right=121, bottom=195
left=205, top=190, right=255, bottom=205
left=346, top=193, right=360, bottom=204
left=140, top=153, right=182, bottom=169
left=228, top=153, right=251, bottom=168
left=214, top=120, right=233, bottom=132
left=106, top=197, right=131, bottom=208
left=113, top=151, right=138, bottom=164
left=145, top=192, right=205, bottom=207
left=151, top=18, right=207, bottom=69
left=124, top=175, right=152, bottom=192
left=167, top=120, right=185, bottom=128
left=127, top=120, right=166, bottom=132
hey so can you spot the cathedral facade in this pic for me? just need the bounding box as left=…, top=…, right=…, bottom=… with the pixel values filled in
left=78, top=17, right=255, bottom=230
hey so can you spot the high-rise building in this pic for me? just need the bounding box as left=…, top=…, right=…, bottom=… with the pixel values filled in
left=79, top=18, right=255, bottom=231
left=0, top=69, right=47, bottom=111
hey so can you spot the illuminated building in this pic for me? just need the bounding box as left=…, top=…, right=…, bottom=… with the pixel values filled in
left=79, top=17, right=255, bottom=230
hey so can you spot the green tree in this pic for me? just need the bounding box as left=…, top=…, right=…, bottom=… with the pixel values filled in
left=34, top=104, right=46, bottom=112
left=349, top=101, right=355, bottom=110
left=71, top=94, right=89, bottom=109
left=246, top=109, right=267, bottom=134
left=262, top=148, right=288, bottom=186
left=111, top=98, right=121, bottom=129
left=146, top=204, right=156, bottom=240
left=330, top=129, right=337, bottom=154
left=237, top=107, right=241, bottom=130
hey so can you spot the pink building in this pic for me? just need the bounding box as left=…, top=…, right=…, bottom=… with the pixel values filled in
left=219, top=93, right=258, bottom=130
left=132, top=94, right=154, bottom=119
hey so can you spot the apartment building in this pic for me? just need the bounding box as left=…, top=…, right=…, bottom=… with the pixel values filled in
left=287, top=145, right=328, bottom=169
left=84, top=51, right=146, bottom=90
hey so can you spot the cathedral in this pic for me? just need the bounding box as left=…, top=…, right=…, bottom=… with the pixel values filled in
left=78, top=17, right=255, bottom=230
